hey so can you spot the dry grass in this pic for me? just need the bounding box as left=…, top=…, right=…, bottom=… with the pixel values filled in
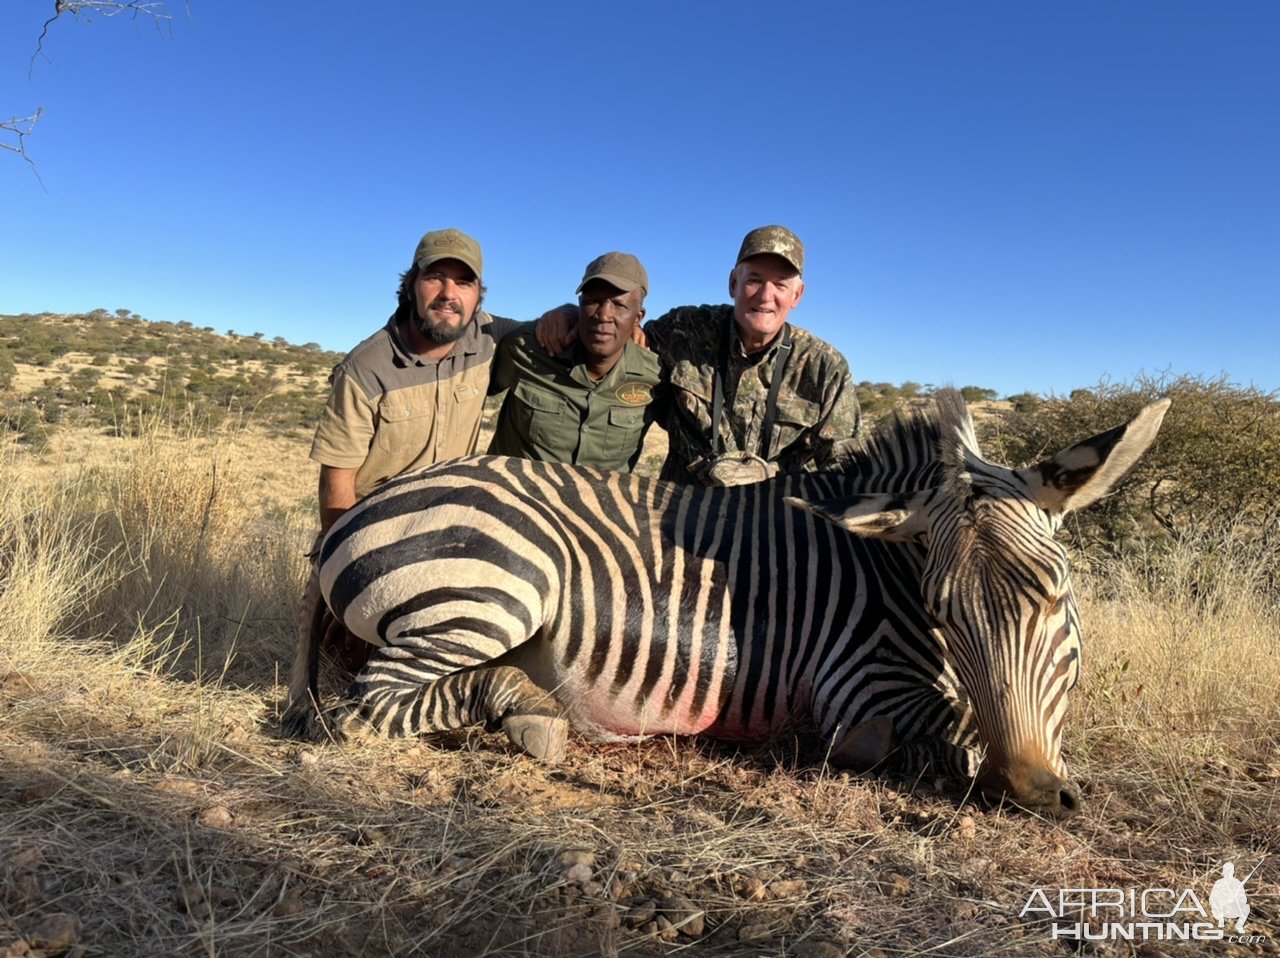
left=1, top=422, right=1278, bottom=957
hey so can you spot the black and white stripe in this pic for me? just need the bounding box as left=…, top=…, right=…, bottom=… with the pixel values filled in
left=284, top=389, right=1168, bottom=817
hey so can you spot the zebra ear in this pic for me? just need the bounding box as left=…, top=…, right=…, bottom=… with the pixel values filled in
left=1018, top=398, right=1170, bottom=514
left=783, top=492, right=930, bottom=541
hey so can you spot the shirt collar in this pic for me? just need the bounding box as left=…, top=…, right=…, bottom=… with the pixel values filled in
left=384, top=309, right=487, bottom=367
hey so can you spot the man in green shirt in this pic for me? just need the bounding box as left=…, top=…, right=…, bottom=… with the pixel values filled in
left=487, top=251, right=664, bottom=473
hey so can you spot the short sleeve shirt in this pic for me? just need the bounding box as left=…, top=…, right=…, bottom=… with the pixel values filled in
left=310, top=310, right=519, bottom=498
left=486, top=331, right=665, bottom=473
left=644, top=304, right=862, bottom=482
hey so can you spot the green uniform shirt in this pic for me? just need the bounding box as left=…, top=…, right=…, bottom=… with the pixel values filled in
left=644, top=304, right=863, bottom=483
left=487, top=331, right=665, bottom=473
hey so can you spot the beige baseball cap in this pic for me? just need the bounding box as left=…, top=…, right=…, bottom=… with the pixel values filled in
left=736, top=225, right=804, bottom=274
left=413, top=228, right=483, bottom=280
left=576, top=251, right=649, bottom=295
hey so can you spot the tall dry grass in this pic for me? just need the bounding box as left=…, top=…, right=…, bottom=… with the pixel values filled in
left=2, top=418, right=1278, bottom=956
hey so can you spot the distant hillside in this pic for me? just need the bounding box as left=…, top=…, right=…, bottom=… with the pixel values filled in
left=0, top=310, right=345, bottom=447
left=0, top=309, right=1009, bottom=453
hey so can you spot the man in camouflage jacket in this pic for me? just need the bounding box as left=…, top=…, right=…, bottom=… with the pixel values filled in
left=645, top=225, right=861, bottom=484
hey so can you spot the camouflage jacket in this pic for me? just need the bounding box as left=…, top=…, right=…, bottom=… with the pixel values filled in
left=644, top=304, right=863, bottom=483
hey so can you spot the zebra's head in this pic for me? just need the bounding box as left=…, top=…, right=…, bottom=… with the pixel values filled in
left=788, top=390, right=1169, bottom=817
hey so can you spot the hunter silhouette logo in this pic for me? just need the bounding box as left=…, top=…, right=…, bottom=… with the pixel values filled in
left=1211, top=859, right=1261, bottom=933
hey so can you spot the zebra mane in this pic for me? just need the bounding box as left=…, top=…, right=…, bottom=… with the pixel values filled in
left=836, top=388, right=981, bottom=496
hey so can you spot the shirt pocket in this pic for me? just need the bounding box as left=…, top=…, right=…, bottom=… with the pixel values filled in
left=375, top=399, right=433, bottom=453
left=512, top=381, right=570, bottom=448
left=769, top=395, right=820, bottom=461
left=667, top=361, right=714, bottom=430
left=604, top=404, right=647, bottom=464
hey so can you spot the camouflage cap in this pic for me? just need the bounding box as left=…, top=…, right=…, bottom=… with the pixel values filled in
left=413, top=228, right=483, bottom=280
left=576, top=251, right=649, bottom=296
left=735, top=225, right=804, bottom=274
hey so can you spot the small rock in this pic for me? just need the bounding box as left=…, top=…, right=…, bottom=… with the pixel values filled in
left=557, top=849, right=595, bottom=868
left=197, top=805, right=234, bottom=828
left=153, top=778, right=202, bottom=798
left=581, top=881, right=605, bottom=898
left=955, top=815, right=977, bottom=840
left=735, top=875, right=767, bottom=901
left=739, top=923, right=772, bottom=942
left=658, top=894, right=705, bottom=936
left=273, top=891, right=305, bottom=918
left=639, top=921, right=658, bottom=936
left=655, top=915, right=678, bottom=942
left=296, top=750, right=319, bottom=766
left=353, top=827, right=389, bottom=846
left=767, top=879, right=807, bottom=899
left=880, top=872, right=910, bottom=898
left=621, top=898, right=656, bottom=928
left=26, top=913, right=80, bottom=954
left=564, top=863, right=593, bottom=884
left=793, top=942, right=845, bottom=958
left=208, top=886, right=238, bottom=907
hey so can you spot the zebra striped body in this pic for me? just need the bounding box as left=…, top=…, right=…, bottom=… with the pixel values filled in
left=286, top=391, right=1168, bottom=817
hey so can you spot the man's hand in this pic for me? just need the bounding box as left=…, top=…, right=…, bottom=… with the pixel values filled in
left=534, top=304, right=579, bottom=354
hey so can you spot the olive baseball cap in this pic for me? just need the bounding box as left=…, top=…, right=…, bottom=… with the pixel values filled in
left=413, top=228, right=483, bottom=280
left=735, top=225, right=804, bottom=274
left=576, top=251, right=649, bottom=296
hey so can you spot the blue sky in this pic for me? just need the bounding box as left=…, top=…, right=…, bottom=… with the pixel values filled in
left=2, top=1, right=1276, bottom=398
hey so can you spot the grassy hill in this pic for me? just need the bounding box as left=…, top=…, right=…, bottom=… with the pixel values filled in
left=0, top=310, right=345, bottom=447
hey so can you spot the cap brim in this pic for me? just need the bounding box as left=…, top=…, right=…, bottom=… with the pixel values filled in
left=576, top=272, right=644, bottom=295
left=418, top=253, right=482, bottom=280
left=736, top=249, right=802, bottom=273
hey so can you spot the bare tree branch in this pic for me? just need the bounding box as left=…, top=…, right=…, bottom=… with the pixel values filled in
left=12, top=1, right=174, bottom=175
left=1, top=109, right=46, bottom=185
left=34, top=1, right=173, bottom=72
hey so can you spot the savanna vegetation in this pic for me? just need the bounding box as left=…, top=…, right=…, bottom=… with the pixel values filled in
left=1, top=314, right=1277, bottom=956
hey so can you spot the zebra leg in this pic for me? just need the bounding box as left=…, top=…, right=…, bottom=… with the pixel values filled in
left=889, top=736, right=982, bottom=782
left=334, top=648, right=569, bottom=762
left=828, top=715, right=895, bottom=771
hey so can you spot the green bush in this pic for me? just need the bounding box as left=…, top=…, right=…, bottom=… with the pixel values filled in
left=980, top=374, right=1280, bottom=555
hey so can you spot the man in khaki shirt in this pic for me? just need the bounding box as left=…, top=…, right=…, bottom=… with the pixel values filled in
left=287, top=228, right=518, bottom=729
left=310, top=227, right=520, bottom=532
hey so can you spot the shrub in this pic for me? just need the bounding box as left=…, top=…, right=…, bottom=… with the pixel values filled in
left=980, top=373, right=1280, bottom=556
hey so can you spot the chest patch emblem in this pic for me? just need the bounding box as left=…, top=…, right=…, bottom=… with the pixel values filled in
left=616, top=382, right=653, bottom=406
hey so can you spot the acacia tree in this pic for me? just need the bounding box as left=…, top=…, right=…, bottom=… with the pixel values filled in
left=4, top=1, right=173, bottom=166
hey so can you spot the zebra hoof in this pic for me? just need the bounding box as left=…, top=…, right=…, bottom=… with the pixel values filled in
left=281, top=700, right=329, bottom=742
left=502, top=714, right=569, bottom=764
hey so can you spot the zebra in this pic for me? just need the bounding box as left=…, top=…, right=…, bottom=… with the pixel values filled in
left=282, top=389, right=1168, bottom=818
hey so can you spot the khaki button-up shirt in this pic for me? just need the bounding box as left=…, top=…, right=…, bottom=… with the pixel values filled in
left=310, top=310, right=519, bottom=498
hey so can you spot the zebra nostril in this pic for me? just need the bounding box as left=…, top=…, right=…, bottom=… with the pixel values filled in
left=1058, top=785, right=1081, bottom=816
